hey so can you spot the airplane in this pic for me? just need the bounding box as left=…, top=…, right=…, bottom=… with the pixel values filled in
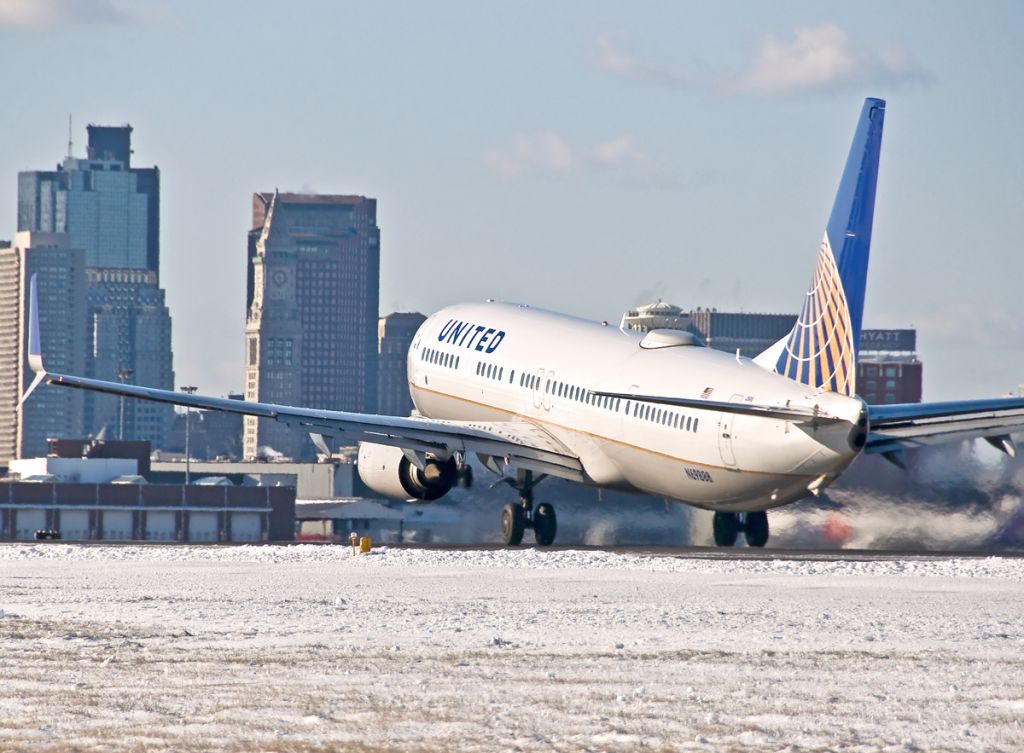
left=21, top=97, right=1024, bottom=547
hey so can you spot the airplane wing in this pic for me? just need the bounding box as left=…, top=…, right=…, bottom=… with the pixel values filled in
left=21, top=277, right=584, bottom=483
left=865, top=398, right=1024, bottom=457
left=38, top=371, right=586, bottom=481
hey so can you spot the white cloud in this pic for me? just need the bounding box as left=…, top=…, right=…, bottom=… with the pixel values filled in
left=484, top=132, right=647, bottom=179
left=736, top=24, right=931, bottom=95
left=0, top=0, right=174, bottom=30
left=593, top=36, right=690, bottom=88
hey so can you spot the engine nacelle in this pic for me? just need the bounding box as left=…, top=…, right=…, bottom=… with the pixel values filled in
left=356, top=442, right=456, bottom=502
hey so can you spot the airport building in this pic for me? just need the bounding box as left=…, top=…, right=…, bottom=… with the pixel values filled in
left=621, top=301, right=692, bottom=333
left=378, top=312, right=426, bottom=416
left=16, top=124, right=175, bottom=448
left=0, top=440, right=295, bottom=542
left=244, top=191, right=380, bottom=460
left=623, top=301, right=795, bottom=356
left=624, top=302, right=921, bottom=403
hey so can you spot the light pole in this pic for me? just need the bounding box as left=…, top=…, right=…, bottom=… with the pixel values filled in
left=116, top=368, right=134, bottom=440
left=180, top=385, right=198, bottom=485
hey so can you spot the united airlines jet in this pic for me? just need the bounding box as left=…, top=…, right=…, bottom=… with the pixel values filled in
left=22, top=98, right=1024, bottom=547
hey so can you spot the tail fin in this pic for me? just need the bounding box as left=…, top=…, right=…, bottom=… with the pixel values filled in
left=754, top=98, right=885, bottom=396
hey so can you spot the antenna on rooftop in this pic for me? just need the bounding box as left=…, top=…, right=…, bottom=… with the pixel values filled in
left=67, top=113, right=73, bottom=159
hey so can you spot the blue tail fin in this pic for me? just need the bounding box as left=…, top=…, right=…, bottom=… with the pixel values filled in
left=756, top=98, right=885, bottom=396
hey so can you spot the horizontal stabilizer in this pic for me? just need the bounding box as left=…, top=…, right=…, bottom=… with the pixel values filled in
left=866, top=397, right=1024, bottom=454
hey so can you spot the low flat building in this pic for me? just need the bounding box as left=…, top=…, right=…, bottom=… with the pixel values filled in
left=149, top=452, right=363, bottom=499
left=1, top=440, right=295, bottom=542
left=0, top=481, right=294, bottom=542
left=295, top=498, right=406, bottom=543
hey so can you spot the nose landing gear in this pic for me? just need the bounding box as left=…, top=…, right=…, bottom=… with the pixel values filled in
left=498, top=470, right=556, bottom=546
left=712, top=511, right=769, bottom=547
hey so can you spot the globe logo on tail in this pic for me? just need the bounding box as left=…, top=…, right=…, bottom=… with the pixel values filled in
left=775, top=233, right=856, bottom=396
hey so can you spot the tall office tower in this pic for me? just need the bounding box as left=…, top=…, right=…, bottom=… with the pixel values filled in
left=18, top=125, right=159, bottom=271
left=244, top=192, right=380, bottom=460
left=85, top=269, right=175, bottom=443
left=378, top=312, right=426, bottom=416
left=16, top=124, right=174, bottom=447
left=0, top=233, right=88, bottom=461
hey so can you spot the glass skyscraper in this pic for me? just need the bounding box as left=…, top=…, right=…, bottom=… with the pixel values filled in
left=15, top=125, right=174, bottom=448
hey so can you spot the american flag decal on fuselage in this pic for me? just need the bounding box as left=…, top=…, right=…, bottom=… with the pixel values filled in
left=774, top=233, right=856, bottom=396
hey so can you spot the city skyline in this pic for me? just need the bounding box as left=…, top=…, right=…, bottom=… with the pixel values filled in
left=0, top=1, right=1021, bottom=401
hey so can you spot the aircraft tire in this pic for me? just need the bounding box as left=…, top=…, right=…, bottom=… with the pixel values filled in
left=712, top=512, right=740, bottom=547
left=743, top=511, right=770, bottom=547
left=533, top=503, right=557, bottom=546
left=501, top=503, right=526, bottom=546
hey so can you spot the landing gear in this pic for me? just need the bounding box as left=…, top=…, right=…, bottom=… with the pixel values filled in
left=497, top=470, right=556, bottom=547
left=500, top=503, right=526, bottom=546
left=743, top=511, right=769, bottom=547
left=533, top=503, right=557, bottom=546
left=712, top=511, right=770, bottom=548
left=713, top=511, right=740, bottom=546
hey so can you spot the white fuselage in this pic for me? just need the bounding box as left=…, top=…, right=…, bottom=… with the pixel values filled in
left=408, top=302, right=866, bottom=512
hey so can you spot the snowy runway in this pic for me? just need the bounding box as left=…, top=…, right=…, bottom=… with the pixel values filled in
left=1, top=545, right=1023, bottom=752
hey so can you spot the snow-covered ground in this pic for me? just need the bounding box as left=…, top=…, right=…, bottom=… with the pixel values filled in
left=1, top=544, right=1023, bottom=752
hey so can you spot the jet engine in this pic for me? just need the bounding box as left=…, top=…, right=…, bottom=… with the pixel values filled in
left=356, top=442, right=456, bottom=502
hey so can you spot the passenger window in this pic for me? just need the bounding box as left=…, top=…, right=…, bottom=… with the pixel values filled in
left=499, top=367, right=504, bottom=381
left=693, top=418, right=699, bottom=432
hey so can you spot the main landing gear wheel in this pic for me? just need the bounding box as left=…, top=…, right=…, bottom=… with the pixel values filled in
left=501, top=503, right=526, bottom=546
left=712, top=511, right=770, bottom=547
left=743, top=511, right=770, bottom=548
left=712, top=512, right=740, bottom=547
left=533, top=503, right=557, bottom=547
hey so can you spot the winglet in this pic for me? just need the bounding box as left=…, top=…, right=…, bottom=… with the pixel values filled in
left=19, top=274, right=47, bottom=406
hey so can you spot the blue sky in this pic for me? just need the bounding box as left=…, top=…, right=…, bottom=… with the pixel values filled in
left=1, top=0, right=1022, bottom=400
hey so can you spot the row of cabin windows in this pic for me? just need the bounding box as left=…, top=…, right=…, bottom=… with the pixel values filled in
left=477, top=361, right=505, bottom=381
left=422, top=347, right=459, bottom=370
left=507, top=365, right=700, bottom=433
left=632, top=402, right=699, bottom=432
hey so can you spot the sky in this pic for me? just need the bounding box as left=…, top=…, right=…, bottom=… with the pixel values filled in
left=1, top=0, right=1022, bottom=401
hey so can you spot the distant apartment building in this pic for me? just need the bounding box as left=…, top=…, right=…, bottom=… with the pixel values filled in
left=16, top=124, right=174, bottom=447
left=0, top=232, right=88, bottom=461
left=244, top=192, right=380, bottom=460
left=857, top=329, right=922, bottom=404
left=378, top=312, right=426, bottom=416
